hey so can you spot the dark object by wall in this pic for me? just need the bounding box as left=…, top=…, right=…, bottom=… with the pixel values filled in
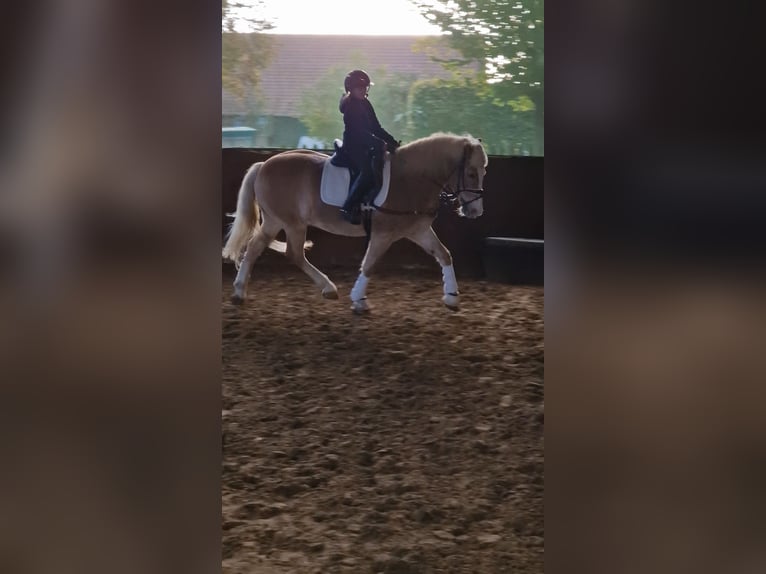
left=482, top=237, right=544, bottom=285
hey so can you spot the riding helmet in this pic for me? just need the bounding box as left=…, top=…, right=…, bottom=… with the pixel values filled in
left=344, top=69, right=373, bottom=93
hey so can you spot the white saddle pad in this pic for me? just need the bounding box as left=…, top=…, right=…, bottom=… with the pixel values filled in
left=320, top=155, right=391, bottom=208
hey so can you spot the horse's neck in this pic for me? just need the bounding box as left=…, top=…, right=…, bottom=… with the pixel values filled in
left=404, top=143, right=460, bottom=189
left=388, top=142, right=460, bottom=211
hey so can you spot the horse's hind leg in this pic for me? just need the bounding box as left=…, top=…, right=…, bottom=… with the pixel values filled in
left=407, top=226, right=460, bottom=310
left=231, top=221, right=280, bottom=304
left=284, top=225, right=338, bottom=299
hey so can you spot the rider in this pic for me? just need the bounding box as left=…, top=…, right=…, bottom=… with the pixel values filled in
left=337, top=69, right=400, bottom=224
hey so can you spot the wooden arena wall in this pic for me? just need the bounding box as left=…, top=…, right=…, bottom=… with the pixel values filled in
left=222, top=149, right=543, bottom=278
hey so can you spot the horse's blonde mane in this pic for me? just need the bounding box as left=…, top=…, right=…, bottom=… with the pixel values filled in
left=398, top=132, right=487, bottom=167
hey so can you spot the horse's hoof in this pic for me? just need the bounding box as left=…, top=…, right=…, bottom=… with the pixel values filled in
left=231, top=294, right=245, bottom=306
left=322, top=288, right=339, bottom=300
left=443, top=294, right=460, bottom=311
left=350, top=299, right=370, bottom=314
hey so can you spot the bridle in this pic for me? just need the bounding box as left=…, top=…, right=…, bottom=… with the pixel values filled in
left=438, top=156, right=485, bottom=214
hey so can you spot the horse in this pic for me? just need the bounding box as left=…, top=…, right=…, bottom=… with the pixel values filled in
left=222, top=132, right=488, bottom=312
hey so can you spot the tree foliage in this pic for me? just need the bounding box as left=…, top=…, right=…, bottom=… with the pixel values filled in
left=413, top=0, right=543, bottom=152
left=407, top=78, right=535, bottom=155
left=222, top=1, right=274, bottom=99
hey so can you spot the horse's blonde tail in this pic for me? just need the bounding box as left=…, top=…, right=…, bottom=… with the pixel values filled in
left=222, top=161, right=312, bottom=266
left=222, top=162, right=288, bottom=266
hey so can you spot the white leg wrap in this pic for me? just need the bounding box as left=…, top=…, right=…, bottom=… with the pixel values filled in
left=442, top=264, right=459, bottom=295
left=350, top=273, right=369, bottom=302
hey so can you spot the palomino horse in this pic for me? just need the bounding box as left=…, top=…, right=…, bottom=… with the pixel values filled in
left=222, top=132, right=488, bottom=312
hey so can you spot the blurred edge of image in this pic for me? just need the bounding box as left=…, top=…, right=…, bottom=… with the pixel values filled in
left=0, top=2, right=221, bottom=573
left=547, top=3, right=766, bottom=574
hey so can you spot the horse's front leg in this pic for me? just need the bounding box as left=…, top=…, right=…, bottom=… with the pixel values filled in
left=349, top=232, right=394, bottom=314
left=408, top=226, right=460, bottom=310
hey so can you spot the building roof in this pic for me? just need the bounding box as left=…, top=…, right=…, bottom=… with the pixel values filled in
left=223, top=34, right=464, bottom=118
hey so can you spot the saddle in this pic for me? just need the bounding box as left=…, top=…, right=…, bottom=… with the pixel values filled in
left=321, top=141, right=392, bottom=208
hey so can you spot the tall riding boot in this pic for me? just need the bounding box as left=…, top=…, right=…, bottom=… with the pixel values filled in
left=340, top=174, right=369, bottom=225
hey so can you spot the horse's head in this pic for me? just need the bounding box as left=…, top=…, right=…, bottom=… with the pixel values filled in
left=456, top=137, right=488, bottom=219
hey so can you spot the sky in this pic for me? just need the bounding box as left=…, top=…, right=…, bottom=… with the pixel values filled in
left=239, top=0, right=443, bottom=35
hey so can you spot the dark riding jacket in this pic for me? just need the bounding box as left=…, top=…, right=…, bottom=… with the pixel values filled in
left=339, top=95, right=399, bottom=170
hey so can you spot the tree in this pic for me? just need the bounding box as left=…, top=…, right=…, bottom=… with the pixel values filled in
left=222, top=1, right=275, bottom=99
left=413, top=0, right=543, bottom=153
left=407, top=78, right=535, bottom=155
